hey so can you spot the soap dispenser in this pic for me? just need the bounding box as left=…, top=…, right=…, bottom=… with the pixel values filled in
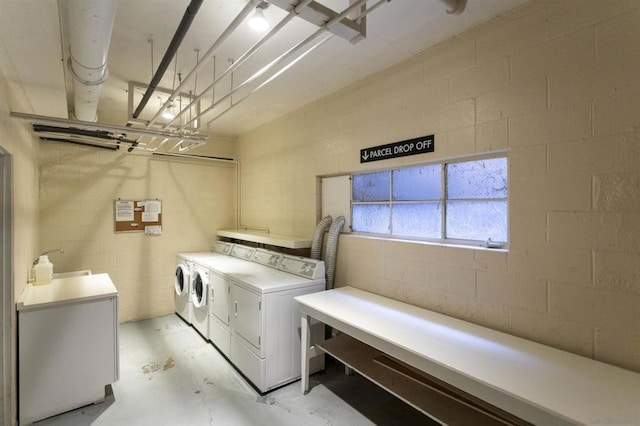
left=33, top=255, right=53, bottom=286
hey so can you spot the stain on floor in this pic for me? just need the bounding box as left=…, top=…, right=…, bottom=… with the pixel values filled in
left=142, top=356, right=175, bottom=377
left=256, top=394, right=276, bottom=405
left=163, top=357, right=175, bottom=370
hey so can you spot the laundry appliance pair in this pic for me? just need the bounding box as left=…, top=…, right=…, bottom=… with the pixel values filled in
left=175, top=241, right=326, bottom=392
left=174, top=241, right=234, bottom=327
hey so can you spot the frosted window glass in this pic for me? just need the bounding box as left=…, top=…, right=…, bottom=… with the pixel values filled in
left=352, top=204, right=390, bottom=234
left=392, top=165, right=441, bottom=201
left=447, top=158, right=507, bottom=199
left=352, top=171, right=390, bottom=202
left=446, top=201, right=507, bottom=242
left=392, top=203, right=441, bottom=239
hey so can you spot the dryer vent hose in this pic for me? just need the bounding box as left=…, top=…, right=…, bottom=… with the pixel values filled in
left=310, top=215, right=332, bottom=260
left=325, top=215, right=345, bottom=290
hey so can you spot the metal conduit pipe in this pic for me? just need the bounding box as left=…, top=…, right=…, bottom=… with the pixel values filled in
left=205, top=32, right=332, bottom=125
left=356, top=0, right=390, bottom=23
left=324, top=216, right=345, bottom=290
left=148, top=0, right=261, bottom=127
left=186, top=27, right=330, bottom=129
left=192, top=0, right=381, bottom=129
left=310, top=216, right=332, bottom=260
left=66, top=0, right=116, bottom=122
left=131, top=0, right=204, bottom=122
left=11, top=112, right=206, bottom=144
left=165, top=0, right=315, bottom=130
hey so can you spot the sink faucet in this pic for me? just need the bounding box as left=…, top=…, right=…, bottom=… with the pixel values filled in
left=33, top=248, right=64, bottom=266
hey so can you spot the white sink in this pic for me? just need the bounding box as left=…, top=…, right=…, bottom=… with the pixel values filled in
left=52, top=270, right=92, bottom=279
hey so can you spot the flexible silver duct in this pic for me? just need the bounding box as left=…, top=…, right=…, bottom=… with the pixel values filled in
left=324, top=215, right=345, bottom=290
left=310, top=215, right=332, bottom=260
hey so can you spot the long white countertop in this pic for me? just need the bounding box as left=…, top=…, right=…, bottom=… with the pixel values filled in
left=217, top=229, right=312, bottom=249
left=296, top=286, right=640, bottom=425
left=17, top=273, right=118, bottom=311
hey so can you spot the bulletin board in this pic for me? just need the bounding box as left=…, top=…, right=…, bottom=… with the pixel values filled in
left=114, top=199, right=162, bottom=234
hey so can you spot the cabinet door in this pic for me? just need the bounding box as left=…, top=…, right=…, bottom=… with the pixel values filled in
left=231, top=284, right=262, bottom=350
left=209, top=272, right=229, bottom=325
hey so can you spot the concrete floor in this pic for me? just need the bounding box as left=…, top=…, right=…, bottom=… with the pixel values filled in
left=36, top=314, right=435, bottom=426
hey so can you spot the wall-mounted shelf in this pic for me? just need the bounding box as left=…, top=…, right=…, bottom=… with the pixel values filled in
left=217, top=229, right=312, bottom=249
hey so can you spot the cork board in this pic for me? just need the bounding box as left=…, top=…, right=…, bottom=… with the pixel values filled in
left=114, top=199, right=162, bottom=233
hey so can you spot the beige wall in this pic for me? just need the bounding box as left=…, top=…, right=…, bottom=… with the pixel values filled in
left=0, top=74, right=39, bottom=300
left=38, top=139, right=238, bottom=322
left=236, top=0, right=640, bottom=373
left=0, top=62, right=40, bottom=426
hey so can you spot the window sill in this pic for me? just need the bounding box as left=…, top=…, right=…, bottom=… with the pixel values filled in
left=344, top=232, right=509, bottom=253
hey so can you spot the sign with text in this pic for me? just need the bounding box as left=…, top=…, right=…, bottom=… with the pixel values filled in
left=360, top=135, right=435, bottom=163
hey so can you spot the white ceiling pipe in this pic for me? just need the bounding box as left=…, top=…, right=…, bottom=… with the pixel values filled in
left=66, top=0, right=116, bottom=122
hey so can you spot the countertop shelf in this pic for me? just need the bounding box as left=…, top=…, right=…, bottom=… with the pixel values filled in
left=17, top=273, right=118, bottom=310
left=217, top=229, right=312, bottom=249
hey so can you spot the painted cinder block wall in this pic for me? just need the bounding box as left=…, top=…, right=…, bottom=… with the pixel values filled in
left=37, top=142, right=238, bottom=322
left=0, top=63, right=40, bottom=426
left=236, top=0, right=640, bottom=373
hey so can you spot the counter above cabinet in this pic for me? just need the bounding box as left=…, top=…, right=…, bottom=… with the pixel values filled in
left=17, top=273, right=118, bottom=311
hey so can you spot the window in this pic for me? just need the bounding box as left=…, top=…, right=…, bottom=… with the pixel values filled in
left=351, top=156, right=507, bottom=246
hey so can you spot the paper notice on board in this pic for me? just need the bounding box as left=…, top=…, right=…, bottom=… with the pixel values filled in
left=145, top=225, right=162, bottom=235
left=115, top=200, right=134, bottom=221
left=142, top=212, right=158, bottom=222
left=145, top=200, right=162, bottom=214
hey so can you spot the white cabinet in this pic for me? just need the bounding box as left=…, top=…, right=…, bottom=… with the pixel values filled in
left=17, top=273, right=119, bottom=425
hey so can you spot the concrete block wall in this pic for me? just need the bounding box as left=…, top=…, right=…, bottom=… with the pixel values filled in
left=0, top=72, right=40, bottom=301
left=38, top=141, right=237, bottom=322
left=236, top=0, right=640, bottom=372
left=0, top=62, right=40, bottom=426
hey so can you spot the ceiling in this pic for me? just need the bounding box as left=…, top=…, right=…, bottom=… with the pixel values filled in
left=0, top=0, right=529, bottom=147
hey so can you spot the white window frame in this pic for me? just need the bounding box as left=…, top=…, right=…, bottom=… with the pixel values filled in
left=350, top=153, right=508, bottom=248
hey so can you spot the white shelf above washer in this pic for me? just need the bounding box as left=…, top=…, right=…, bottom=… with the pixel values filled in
left=217, top=229, right=312, bottom=249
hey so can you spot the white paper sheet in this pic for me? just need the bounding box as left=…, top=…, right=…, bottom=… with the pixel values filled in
left=142, top=212, right=158, bottom=222
left=115, top=201, right=134, bottom=221
left=145, top=200, right=162, bottom=214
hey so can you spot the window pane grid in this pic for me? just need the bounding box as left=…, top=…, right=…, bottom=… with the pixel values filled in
left=350, top=156, right=507, bottom=245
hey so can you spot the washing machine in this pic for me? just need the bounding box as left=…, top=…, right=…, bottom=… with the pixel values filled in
left=174, top=255, right=193, bottom=324
left=175, top=242, right=235, bottom=325
left=191, top=261, right=210, bottom=339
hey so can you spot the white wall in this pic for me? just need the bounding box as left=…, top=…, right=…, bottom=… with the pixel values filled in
left=236, top=0, right=640, bottom=373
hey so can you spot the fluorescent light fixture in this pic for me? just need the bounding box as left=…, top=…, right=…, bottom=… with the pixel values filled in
left=249, top=6, right=268, bottom=31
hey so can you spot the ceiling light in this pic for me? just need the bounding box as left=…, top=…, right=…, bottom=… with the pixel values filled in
left=249, top=3, right=269, bottom=31
left=162, top=103, right=176, bottom=120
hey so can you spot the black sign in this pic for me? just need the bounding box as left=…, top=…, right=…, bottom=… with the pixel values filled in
left=360, top=135, right=435, bottom=163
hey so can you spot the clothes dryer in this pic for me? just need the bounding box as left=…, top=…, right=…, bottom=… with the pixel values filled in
left=196, top=248, right=326, bottom=392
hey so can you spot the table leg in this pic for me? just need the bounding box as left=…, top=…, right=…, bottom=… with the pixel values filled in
left=301, top=313, right=310, bottom=394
